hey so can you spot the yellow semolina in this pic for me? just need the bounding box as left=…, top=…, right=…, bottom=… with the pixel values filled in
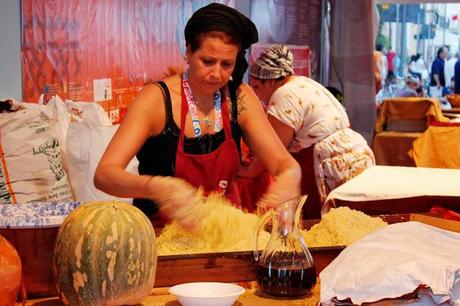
left=157, top=195, right=387, bottom=255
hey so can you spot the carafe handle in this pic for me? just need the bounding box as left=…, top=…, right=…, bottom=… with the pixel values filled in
left=295, top=195, right=308, bottom=229
left=254, top=209, right=276, bottom=261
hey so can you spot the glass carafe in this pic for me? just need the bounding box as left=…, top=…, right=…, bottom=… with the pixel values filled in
left=254, top=195, right=316, bottom=298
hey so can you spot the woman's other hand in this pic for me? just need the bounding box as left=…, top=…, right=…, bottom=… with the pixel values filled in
left=145, top=176, right=203, bottom=230
left=255, top=166, right=301, bottom=210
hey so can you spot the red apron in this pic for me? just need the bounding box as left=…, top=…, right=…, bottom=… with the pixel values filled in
left=291, top=145, right=322, bottom=219
left=174, top=86, right=241, bottom=204
left=234, top=140, right=271, bottom=212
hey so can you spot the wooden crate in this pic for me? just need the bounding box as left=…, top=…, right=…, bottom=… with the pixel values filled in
left=155, top=246, right=342, bottom=287
left=154, top=214, right=414, bottom=287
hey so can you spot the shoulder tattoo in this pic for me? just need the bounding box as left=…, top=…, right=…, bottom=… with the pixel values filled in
left=237, top=93, right=247, bottom=115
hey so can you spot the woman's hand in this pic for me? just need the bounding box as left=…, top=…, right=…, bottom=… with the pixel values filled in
left=145, top=176, right=203, bottom=230
left=255, top=166, right=301, bottom=210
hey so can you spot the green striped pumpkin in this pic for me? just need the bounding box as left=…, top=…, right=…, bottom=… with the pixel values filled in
left=53, top=201, right=157, bottom=306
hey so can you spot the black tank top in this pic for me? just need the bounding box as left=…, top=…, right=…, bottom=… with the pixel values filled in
left=133, top=81, right=242, bottom=216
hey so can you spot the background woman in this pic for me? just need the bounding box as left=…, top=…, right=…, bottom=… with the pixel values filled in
left=246, top=44, right=375, bottom=218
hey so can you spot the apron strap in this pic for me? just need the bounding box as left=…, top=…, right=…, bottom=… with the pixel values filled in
left=179, top=74, right=233, bottom=153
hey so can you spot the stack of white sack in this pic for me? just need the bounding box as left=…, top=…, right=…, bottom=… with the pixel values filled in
left=2, top=96, right=138, bottom=203
left=320, top=221, right=460, bottom=305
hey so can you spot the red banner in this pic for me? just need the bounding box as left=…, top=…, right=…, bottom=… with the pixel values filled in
left=21, top=0, right=233, bottom=123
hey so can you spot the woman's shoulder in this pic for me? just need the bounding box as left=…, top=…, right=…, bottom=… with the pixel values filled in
left=232, top=82, right=260, bottom=104
left=135, top=75, right=180, bottom=102
left=158, top=74, right=182, bottom=95
left=234, top=82, right=253, bottom=95
left=273, top=76, right=310, bottom=97
left=133, top=83, right=162, bottom=106
left=229, top=82, right=266, bottom=123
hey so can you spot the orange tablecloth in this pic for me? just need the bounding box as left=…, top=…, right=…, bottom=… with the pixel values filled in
left=372, top=131, right=419, bottom=166
left=375, top=98, right=448, bottom=133
left=410, top=125, right=460, bottom=168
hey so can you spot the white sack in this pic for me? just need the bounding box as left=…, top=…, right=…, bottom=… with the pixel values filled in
left=65, top=100, right=112, bottom=126
left=66, top=122, right=138, bottom=202
left=0, top=108, right=73, bottom=203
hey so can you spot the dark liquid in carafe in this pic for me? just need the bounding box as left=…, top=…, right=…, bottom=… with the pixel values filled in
left=256, top=264, right=317, bottom=298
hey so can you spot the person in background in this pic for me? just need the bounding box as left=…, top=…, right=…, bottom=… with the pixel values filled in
left=94, top=4, right=301, bottom=228
left=393, top=53, right=401, bottom=77
left=386, top=46, right=396, bottom=78
left=409, top=54, right=422, bottom=81
left=244, top=44, right=375, bottom=218
left=455, top=57, right=460, bottom=94
left=381, top=45, right=388, bottom=82
left=429, top=46, right=448, bottom=98
left=409, top=53, right=429, bottom=84
left=444, top=51, right=458, bottom=89
left=373, top=43, right=385, bottom=94
left=443, top=77, right=455, bottom=96
left=394, top=75, right=424, bottom=98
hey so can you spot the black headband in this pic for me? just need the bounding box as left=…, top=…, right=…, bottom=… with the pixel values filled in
left=184, top=3, right=258, bottom=87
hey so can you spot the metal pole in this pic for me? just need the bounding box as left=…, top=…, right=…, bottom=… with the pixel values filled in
left=396, top=4, right=400, bottom=53
left=399, top=5, right=407, bottom=77
left=416, top=6, right=421, bottom=52
left=443, top=3, right=447, bottom=46
left=319, top=0, right=329, bottom=85
left=389, top=21, right=392, bottom=49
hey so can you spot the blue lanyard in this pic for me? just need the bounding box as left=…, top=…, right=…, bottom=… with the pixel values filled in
left=182, top=71, right=222, bottom=137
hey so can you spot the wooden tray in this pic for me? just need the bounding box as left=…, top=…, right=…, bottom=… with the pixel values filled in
left=156, top=246, right=342, bottom=287
left=154, top=214, right=412, bottom=287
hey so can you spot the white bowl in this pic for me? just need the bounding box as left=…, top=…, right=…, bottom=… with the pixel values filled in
left=169, top=282, right=245, bottom=306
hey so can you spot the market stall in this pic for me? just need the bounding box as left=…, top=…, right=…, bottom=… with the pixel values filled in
left=372, top=97, right=448, bottom=167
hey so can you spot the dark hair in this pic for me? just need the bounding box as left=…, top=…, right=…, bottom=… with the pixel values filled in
left=187, top=31, right=240, bottom=53
left=410, top=53, right=421, bottom=63
left=437, top=47, right=446, bottom=57
left=326, top=86, right=344, bottom=104
left=253, top=76, right=286, bottom=84
left=184, top=3, right=257, bottom=50
left=376, top=43, right=384, bottom=52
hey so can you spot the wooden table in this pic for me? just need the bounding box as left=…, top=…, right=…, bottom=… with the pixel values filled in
left=26, top=281, right=321, bottom=306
